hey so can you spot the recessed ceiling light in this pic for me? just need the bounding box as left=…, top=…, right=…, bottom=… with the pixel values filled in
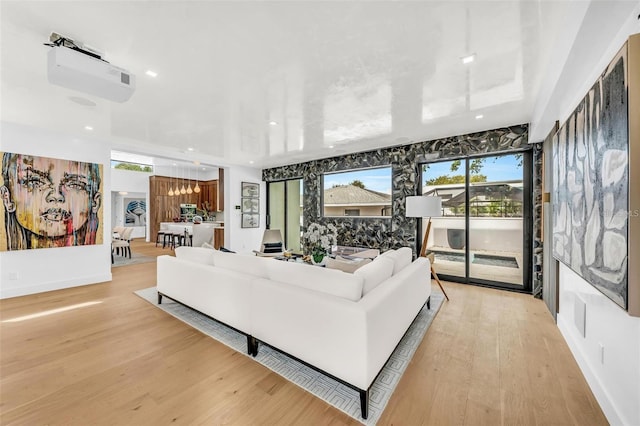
left=269, top=121, right=277, bottom=126
left=145, top=70, right=158, bottom=77
left=187, top=147, right=194, bottom=152
left=329, top=145, right=334, bottom=149
left=172, top=163, right=177, bottom=166
left=461, top=54, right=476, bottom=64
left=118, top=191, right=128, bottom=195
left=84, top=125, right=93, bottom=131
left=249, top=160, right=255, bottom=164
left=475, top=114, right=484, bottom=119
left=202, top=167, right=206, bottom=171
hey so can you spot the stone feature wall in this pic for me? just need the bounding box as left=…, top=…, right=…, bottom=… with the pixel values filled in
left=264, top=125, right=539, bottom=274
left=551, top=46, right=629, bottom=310
left=532, top=142, right=544, bottom=299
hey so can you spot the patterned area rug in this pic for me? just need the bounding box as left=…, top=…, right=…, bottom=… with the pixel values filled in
left=134, top=286, right=444, bottom=425
left=112, top=252, right=156, bottom=267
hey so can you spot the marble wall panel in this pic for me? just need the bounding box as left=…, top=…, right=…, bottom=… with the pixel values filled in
left=264, top=125, right=538, bottom=289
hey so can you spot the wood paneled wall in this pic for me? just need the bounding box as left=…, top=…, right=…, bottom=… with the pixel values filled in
left=149, top=169, right=224, bottom=240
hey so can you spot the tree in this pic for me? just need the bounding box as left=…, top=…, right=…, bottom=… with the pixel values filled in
left=115, top=162, right=152, bottom=172
left=450, top=159, right=484, bottom=174
left=425, top=174, right=487, bottom=185
left=350, top=180, right=365, bottom=189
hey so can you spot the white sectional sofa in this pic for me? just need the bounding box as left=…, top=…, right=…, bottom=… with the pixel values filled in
left=156, top=246, right=432, bottom=419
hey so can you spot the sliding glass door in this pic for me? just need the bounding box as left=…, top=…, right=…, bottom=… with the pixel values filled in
left=421, top=152, right=531, bottom=291
left=267, top=179, right=303, bottom=253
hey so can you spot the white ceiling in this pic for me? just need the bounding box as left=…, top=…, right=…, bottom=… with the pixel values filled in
left=1, top=1, right=638, bottom=169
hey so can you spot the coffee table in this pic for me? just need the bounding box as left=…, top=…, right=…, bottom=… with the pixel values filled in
left=332, top=246, right=380, bottom=260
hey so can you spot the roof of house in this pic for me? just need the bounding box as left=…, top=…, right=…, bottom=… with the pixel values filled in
left=324, top=185, right=391, bottom=205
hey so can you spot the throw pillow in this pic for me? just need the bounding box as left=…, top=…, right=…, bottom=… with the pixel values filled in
left=262, top=242, right=283, bottom=253
left=355, top=256, right=394, bottom=295
left=201, top=242, right=215, bottom=249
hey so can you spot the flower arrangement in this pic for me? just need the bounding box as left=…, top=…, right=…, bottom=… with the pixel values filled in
left=303, top=222, right=338, bottom=263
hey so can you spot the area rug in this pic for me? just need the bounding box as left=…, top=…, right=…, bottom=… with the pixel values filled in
left=112, top=252, right=156, bottom=267
left=134, top=287, right=444, bottom=425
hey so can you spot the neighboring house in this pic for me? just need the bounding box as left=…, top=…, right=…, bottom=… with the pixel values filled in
left=423, top=180, right=523, bottom=217
left=323, top=185, right=392, bottom=216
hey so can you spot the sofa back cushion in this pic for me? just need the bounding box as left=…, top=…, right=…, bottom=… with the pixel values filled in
left=378, top=247, right=413, bottom=275
left=175, top=246, right=215, bottom=266
left=355, top=256, right=394, bottom=295
left=326, top=256, right=372, bottom=273
left=266, top=260, right=364, bottom=301
left=212, top=250, right=270, bottom=278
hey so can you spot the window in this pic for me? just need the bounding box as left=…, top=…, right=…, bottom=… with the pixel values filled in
left=110, top=160, right=153, bottom=173
left=323, top=167, right=392, bottom=217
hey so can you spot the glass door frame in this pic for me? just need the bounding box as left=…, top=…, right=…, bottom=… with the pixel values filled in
left=418, top=150, right=533, bottom=293
left=266, top=178, right=303, bottom=254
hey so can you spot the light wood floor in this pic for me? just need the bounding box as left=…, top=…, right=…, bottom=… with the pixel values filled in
left=0, top=240, right=607, bottom=425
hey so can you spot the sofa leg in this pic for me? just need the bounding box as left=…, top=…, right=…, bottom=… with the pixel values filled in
left=251, top=337, right=259, bottom=357
left=427, top=296, right=431, bottom=310
left=157, top=292, right=163, bottom=304
left=247, top=336, right=259, bottom=357
left=359, top=389, right=369, bottom=419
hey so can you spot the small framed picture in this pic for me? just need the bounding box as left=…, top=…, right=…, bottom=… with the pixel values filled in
left=242, top=182, right=259, bottom=198
left=242, top=197, right=259, bottom=214
left=242, top=213, right=259, bottom=228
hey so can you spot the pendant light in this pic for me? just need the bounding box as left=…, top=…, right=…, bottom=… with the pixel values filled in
left=186, top=166, right=193, bottom=194
left=168, top=164, right=174, bottom=196
left=174, top=164, right=181, bottom=196
left=180, top=165, right=187, bottom=194
left=194, top=163, right=201, bottom=193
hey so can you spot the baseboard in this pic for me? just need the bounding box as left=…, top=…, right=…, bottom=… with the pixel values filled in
left=557, top=315, right=624, bottom=425
left=0, top=273, right=112, bottom=299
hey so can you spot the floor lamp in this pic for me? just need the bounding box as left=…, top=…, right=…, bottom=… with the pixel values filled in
left=405, top=195, right=449, bottom=301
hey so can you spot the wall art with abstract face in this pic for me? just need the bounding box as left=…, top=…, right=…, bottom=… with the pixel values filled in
left=552, top=44, right=628, bottom=309
left=0, top=152, right=103, bottom=251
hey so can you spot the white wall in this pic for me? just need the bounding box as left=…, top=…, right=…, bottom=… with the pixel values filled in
left=0, top=122, right=112, bottom=298
left=152, top=165, right=219, bottom=181
left=558, top=265, right=640, bottom=425
left=429, top=217, right=523, bottom=253
left=223, top=165, right=264, bottom=253
left=554, top=10, right=640, bottom=425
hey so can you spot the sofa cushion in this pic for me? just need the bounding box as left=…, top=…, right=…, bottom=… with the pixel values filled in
left=212, top=250, right=270, bottom=278
left=377, top=247, right=412, bottom=275
left=393, top=247, right=413, bottom=274
left=326, top=256, right=372, bottom=273
left=355, top=256, right=394, bottom=295
left=266, top=260, right=364, bottom=301
left=175, top=246, right=215, bottom=266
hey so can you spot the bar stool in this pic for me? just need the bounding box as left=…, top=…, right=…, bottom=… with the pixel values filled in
left=156, top=230, right=166, bottom=247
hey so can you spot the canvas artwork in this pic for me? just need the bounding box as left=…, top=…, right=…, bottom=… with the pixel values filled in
left=552, top=45, right=628, bottom=309
left=125, top=198, right=146, bottom=227
left=0, top=152, right=104, bottom=251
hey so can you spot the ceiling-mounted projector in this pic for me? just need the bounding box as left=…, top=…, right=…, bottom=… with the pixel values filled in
left=47, top=42, right=136, bottom=103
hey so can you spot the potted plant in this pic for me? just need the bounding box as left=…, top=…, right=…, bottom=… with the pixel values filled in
left=303, top=223, right=338, bottom=265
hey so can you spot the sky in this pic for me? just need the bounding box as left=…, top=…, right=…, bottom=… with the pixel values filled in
left=323, top=167, right=392, bottom=194
left=423, top=154, right=522, bottom=182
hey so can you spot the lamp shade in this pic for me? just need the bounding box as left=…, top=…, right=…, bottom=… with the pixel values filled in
left=405, top=196, right=442, bottom=218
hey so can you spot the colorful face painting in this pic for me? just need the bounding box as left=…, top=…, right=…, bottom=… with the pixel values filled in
left=0, top=152, right=103, bottom=251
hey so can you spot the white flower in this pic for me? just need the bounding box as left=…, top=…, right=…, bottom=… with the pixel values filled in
left=303, top=222, right=338, bottom=254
